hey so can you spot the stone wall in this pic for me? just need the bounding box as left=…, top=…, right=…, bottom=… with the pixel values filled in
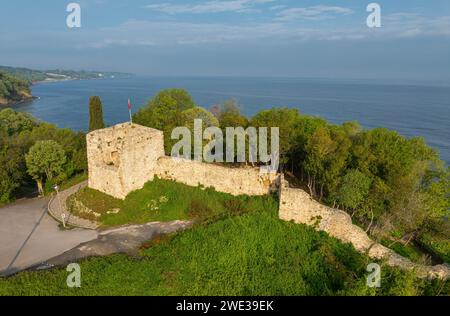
left=87, top=123, right=279, bottom=198
left=87, top=123, right=165, bottom=199
left=278, top=176, right=450, bottom=280
left=156, top=156, right=279, bottom=196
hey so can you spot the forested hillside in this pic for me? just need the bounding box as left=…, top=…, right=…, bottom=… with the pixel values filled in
left=0, top=65, right=131, bottom=106
left=0, top=71, right=32, bottom=106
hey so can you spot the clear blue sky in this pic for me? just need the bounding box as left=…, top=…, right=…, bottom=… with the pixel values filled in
left=1, top=0, right=450, bottom=81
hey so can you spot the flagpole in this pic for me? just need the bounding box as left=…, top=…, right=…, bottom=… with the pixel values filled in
left=128, top=98, right=133, bottom=124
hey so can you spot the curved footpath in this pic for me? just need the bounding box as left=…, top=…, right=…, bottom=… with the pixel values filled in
left=47, top=181, right=98, bottom=230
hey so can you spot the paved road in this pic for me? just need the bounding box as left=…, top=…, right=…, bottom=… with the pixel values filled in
left=0, top=196, right=97, bottom=276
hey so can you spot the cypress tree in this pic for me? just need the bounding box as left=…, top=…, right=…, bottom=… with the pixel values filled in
left=89, top=96, right=105, bottom=132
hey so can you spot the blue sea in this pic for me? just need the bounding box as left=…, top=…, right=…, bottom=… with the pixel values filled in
left=13, top=76, right=450, bottom=164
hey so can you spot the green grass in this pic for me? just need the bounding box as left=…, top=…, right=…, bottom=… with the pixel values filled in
left=380, top=239, right=425, bottom=264
left=379, top=225, right=450, bottom=266
left=68, top=177, right=275, bottom=227
left=0, top=208, right=448, bottom=296
left=418, top=233, right=450, bottom=264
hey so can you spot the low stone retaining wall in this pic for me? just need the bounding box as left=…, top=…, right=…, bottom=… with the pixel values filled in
left=47, top=181, right=99, bottom=230
left=278, top=176, right=450, bottom=280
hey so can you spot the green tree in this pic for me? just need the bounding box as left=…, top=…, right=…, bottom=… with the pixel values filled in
left=182, top=106, right=219, bottom=128
left=0, top=108, right=36, bottom=135
left=342, top=121, right=362, bottom=138
left=0, top=134, right=25, bottom=203
left=89, top=96, right=105, bottom=132
left=134, top=89, right=196, bottom=154
left=177, top=107, right=220, bottom=160
left=134, top=88, right=196, bottom=129
left=216, top=99, right=249, bottom=129
left=25, top=140, right=66, bottom=195
left=292, top=115, right=328, bottom=179
left=210, top=100, right=249, bottom=165
left=28, top=123, right=87, bottom=177
left=335, top=169, right=372, bottom=212
left=303, top=126, right=335, bottom=197
left=303, top=125, right=352, bottom=200
left=345, top=128, right=448, bottom=242
left=251, top=108, right=301, bottom=168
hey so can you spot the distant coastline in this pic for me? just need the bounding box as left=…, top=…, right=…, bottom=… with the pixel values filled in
left=32, top=75, right=124, bottom=85
left=0, top=65, right=132, bottom=107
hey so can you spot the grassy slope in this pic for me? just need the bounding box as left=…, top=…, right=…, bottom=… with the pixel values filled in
left=68, top=177, right=274, bottom=227
left=71, top=177, right=450, bottom=267
left=1, top=206, right=448, bottom=296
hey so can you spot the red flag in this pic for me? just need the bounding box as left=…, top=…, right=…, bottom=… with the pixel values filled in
left=128, top=98, right=131, bottom=110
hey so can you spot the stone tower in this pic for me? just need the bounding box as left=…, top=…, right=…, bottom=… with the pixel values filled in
left=86, top=123, right=164, bottom=199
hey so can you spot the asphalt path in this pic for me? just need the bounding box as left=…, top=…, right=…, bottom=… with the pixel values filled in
left=0, top=196, right=97, bottom=276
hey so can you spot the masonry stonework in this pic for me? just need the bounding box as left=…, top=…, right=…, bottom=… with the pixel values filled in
left=87, top=123, right=165, bottom=199
left=155, top=156, right=279, bottom=196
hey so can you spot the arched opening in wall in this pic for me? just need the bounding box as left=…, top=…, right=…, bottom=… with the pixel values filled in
left=102, top=150, right=120, bottom=168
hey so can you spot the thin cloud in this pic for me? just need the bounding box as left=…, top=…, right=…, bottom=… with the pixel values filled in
left=144, top=0, right=275, bottom=14
left=74, top=11, right=450, bottom=49
left=10, top=13, right=449, bottom=53
left=91, top=38, right=156, bottom=49
left=382, top=12, right=450, bottom=38
left=275, top=5, right=354, bottom=21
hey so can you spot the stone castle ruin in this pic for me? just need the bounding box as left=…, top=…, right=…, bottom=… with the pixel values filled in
left=87, top=123, right=165, bottom=199
left=86, top=123, right=449, bottom=280
left=87, top=123, right=279, bottom=199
